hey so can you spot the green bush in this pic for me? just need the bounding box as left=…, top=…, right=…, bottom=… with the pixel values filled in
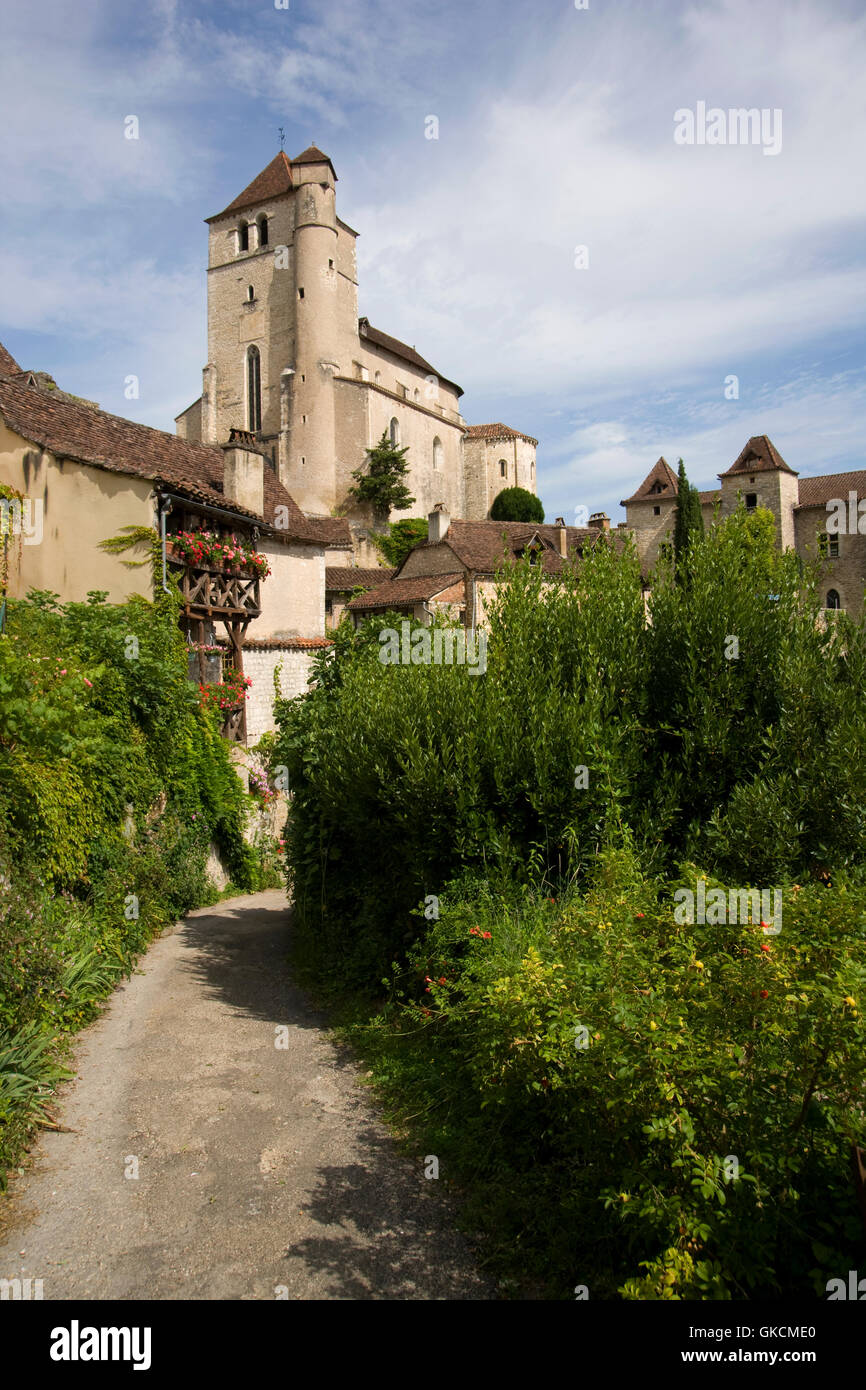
left=348, top=852, right=866, bottom=1298
left=0, top=587, right=259, bottom=1184
left=490, top=486, right=544, bottom=523
left=276, top=506, right=866, bottom=1296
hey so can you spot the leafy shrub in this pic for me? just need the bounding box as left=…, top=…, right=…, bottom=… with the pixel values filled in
left=276, top=507, right=866, bottom=1296
left=490, top=486, right=544, bottom=522
left=355, top=851, right=866, bottom=1298
left=0, top=587, right=258, bottom=1183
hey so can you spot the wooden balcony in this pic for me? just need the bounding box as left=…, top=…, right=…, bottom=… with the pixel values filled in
left=168, top=558, right=262, bottom=619
left=220, top=702, right=246, bottom=744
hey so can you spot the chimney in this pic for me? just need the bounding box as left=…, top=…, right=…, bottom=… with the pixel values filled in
left=554, top=516, right=567, bottom=558
left=428, top=501, right=450, bottom=545
left=222, top=428, right=265, bottom=519
left=589, top=511, right=611, bottom=532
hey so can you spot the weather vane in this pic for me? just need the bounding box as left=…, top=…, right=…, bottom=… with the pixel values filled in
left=278, top=127, right=286, bottom=151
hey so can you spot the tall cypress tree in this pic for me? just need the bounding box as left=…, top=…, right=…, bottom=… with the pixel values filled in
left=673, top=458, right=704, bottom=576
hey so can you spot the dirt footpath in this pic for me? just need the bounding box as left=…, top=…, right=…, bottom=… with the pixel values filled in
left=0, top=891, right=491, bottom=1300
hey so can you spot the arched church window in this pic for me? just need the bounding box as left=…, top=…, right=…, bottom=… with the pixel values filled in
left=247, top=285, right=255, bottom=302
left=257, top=216, right=268, bottom=247
left=499, top=459, right=507, bottom=478
left=389, top=417, right=400, bottom=447
left=826, top=589, right=842, bottom=610
left=247, top=345, right=262, bottom=433
left=239, top=221, right=249, bottom=253
left=433, top=437, right=443, bottom=471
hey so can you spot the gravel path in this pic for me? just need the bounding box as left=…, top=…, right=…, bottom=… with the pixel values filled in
left=0, top=891, right=491, bottom=1300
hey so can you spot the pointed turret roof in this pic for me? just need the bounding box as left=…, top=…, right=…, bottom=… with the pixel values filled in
left=292, top=143, right=337, bottom=177
left=620, top=456, right=679, bottom=506
left=207, top=151, right=295, bottom=222
left=722, top=435, right=797, bottom=477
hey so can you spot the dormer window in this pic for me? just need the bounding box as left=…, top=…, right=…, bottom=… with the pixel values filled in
left=238, top=221, right=249, bottom=253
left=257, top=216, right=268, bottom=247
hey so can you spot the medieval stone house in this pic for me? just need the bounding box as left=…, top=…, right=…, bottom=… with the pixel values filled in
left=621, top=435, right=866, bottom=614
left=348, top=504, right=606, bottom=625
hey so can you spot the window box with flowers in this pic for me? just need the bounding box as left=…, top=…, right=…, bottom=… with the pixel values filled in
left=169, top=530, right=271, bottom=580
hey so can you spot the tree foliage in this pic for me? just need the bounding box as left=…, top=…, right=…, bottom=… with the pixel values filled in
left=373, top=517, right=429, bottom=568
left=490, top=486, right=544, bottom=523
left=349, top=430, right=415, bottom=518
left=673, top=459, right=704, bottom=575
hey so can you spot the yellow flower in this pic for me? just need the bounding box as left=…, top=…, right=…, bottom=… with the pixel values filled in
left=649, top=1020, right=658, bottom=1031
left=844, top=996, right=857, bottom=1007
left=694, top=961, right=704, bottom=970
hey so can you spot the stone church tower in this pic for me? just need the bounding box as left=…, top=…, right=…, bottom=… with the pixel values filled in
left=176, top=146, right=538, bottom=534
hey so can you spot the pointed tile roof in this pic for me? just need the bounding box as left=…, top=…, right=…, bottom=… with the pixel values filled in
left=621, top=457, right=679, bottom=506
left=207, top=152, right=294, bottom=222
left=722, top=435, right=797, bottom=477
left=292, top=144, right=337, bottom=177
left=0, top=340, right=21, bottom=377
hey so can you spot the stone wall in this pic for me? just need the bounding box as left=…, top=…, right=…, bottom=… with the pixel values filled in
left=243, top=640, right=325, bottom=743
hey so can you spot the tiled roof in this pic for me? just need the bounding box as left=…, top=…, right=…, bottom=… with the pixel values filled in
left=348, top=572, right=464, bottom=611
left=621, top=457, right=679, bottom=505
left=0, top=341, right=21, bottom=377
left=244, top=636, right=333, bottom=650
left=358, top=318, right=463, bottom=398
left=207, top=152, right=294, bottom=222
left=438, top=519, right=598, bottom=573
left=0, top=375, right=318, bottom=543
left=723, top=435, right=796, bottom=477
left=292, top=144, right=336, bottom=174
left=796, top=470, right=866, bottom=507
left=303, top=516, right=352, bottom=545
left=464, top=422, right=538, bottom=447
left=326, top=566, right=395, bottom=591
left=699, top=490, right=721, bottom=505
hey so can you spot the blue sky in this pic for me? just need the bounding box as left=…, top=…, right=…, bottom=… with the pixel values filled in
left=1, top=0, right=865, bottom=524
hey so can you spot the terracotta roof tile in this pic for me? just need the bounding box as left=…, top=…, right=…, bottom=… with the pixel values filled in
left=435, top=519, right=598, bottom=573
left=621, top=457, right=679, bottom=505
left=0, top=341, right=21, bottom=378
left=326, top=566, right=395, bottom=591
left=464, top=422, right=538, bottom=446
left=207, top=152, right=294, bottom=222
left=292, top=144, right=337, bottom=174
left=244, top=636, right=333, bottom=650
left=348, top=572, right=464, bottom=610
left=796, top=470, right=866, bottom=507
left=303, top=515, right=352, bottom=545
left=0, top=375, right=318, bottom=542
left=358, top=318, right=463, bottom=398
left=723, top=435, right=797, bottom=477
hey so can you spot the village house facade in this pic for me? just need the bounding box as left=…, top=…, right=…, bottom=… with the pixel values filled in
left=347, top=504, right=608, bottom=626
left=0, top=342, right=346, bottom=743
left=620, top=435, right=866, bottom=615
